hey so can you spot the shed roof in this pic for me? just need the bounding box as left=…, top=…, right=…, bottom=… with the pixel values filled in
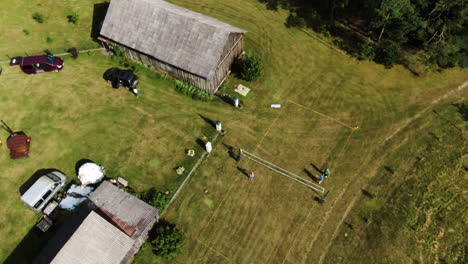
left=89, top=181, right=159, bottom=239
left=100, top=0, right=246, bottom=79
left=50, top=211, right=134, bottom=264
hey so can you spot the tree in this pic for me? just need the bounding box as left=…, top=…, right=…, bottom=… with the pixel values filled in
left=235, top=55, right=263, bottom=81
left=357, top=38, right=375, bottom=60
left=373, top=0, right=415, bottom=42
left=143, top=188, right=171, bottom=210
left=151, top=221, right=184, bottom=260
left=328, top=0, right=349, bottom=24
left=375, top=40, right=400, bottom=66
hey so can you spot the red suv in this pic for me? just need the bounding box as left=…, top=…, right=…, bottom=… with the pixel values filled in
left=10, top=55, right=64, bottom=74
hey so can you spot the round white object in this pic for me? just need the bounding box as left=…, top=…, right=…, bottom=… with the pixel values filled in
left=205, top=142, right=212, bottom=153
left=78, top=163, right=105, bottom=185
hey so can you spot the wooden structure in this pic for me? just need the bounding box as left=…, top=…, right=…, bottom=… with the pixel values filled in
left=36, top=216, right=53, bottom=233
left=1, top=120, right=31, bottom=159
left=35, top=181, right=159, bottom=264
left=99, top=0, right=246, bottom=94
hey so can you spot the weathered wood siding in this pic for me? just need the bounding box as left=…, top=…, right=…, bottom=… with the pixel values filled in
left=211, top=33, right=244, bottom=93
left=121, top=217, right=158, bottom=264
left=104, top=35, right=243, bottom=94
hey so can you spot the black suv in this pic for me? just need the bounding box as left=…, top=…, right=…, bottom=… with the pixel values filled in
left=103, top=68, right=139, bottom=96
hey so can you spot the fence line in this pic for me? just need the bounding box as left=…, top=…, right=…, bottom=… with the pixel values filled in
left=162, top=133, right=220, bottom=215
left=0, top=48, right=105, bottom=64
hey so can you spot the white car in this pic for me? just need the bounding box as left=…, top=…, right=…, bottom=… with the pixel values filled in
left=21, top=171, right=66, bottom=212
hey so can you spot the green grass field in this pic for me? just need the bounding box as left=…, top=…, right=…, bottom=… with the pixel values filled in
left=0, top=0, right=103, bottom=61
left=0, top=52, right=238, bottom=262
left=323, top=102, right=467, bottom=264
left=0, top=0, right=466, bottom=263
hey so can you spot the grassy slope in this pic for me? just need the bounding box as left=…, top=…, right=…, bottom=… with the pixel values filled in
left=133, top=0, right=467, bottom=263
left=0, top=0, right=103, bottom=61
left=0, top=0, right=466, bottom=263
left=324, top=102, right=467, bottom=264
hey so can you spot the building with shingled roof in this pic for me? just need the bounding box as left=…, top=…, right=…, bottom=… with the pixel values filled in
left=98, top=0, right=246, bottom=94
left=35, top=181, right=159, bottom=264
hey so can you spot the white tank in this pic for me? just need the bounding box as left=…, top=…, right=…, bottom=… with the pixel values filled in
left=206, top=142, right=212, bottom=153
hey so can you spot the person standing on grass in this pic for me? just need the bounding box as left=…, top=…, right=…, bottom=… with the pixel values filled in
left=318, top=174, right=325, bottom=184
left=248, top=171, right=255, bottom=180
left=324, top=168, right=331, bottom=177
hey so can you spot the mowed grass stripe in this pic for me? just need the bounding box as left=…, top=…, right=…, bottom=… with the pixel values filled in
left=196, top=105, right=349, bottom=262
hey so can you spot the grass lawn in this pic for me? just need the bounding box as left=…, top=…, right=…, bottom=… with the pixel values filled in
left=0, top=0, right=466, bottom=263
left=0, top=51, right=238, bottom=262
left=0, top=0, right=104, bottom=61
left=134, top=0, right=467, bottom=263
left=323, top=102, right=467, bottom=263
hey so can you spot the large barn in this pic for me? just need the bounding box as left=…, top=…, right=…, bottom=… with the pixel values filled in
left=99, top=0, right=246, bottom=94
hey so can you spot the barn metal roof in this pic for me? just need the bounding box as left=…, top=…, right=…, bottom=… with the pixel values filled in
left=100, top=0, right=246, bottom=79
left=89, top=181, right=159, bottom=239
left=50, top=211, right=134, bottom=264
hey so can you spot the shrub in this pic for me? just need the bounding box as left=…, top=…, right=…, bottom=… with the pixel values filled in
left=67, top=12, right=80, bottom=24
left=68, top=47, right=79, bottom=59
left=32, top=12, right=45, bottom=23
left=46, top=36, right=54, bottom=43
left=22, top=29, right=30, bottom=35
left=234, top=55, right=263, bottom=81
left=151, top=221, right=184, bottom=259
left=286, top=13, right=306, bottom=28
left=143, top=188, right=171, bottom=210
left=175, top=80, right=214, bottom=101
left=357, top=38, right=375, bottom=61
left=175, top=166, right=185, bottom=175
left=375, top=41, right=401, bottom=66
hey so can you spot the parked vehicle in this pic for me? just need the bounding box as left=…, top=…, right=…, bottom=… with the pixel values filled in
left=20, top=170, right=66, bottom=212
left=10, top=55, right=64, bottom=74
left=103, top=68, right=139, bottom=96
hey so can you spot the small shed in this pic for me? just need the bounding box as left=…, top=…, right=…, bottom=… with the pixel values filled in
left=99, top=0, right=246, bottom=94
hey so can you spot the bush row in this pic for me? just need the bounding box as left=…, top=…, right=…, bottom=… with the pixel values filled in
left=175, top=80, right=214, bottom=101
left=32, top=12, right=80, bottom=24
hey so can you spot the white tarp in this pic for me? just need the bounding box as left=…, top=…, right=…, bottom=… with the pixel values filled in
left=59, top=185, right=94, bottom=210
left=78, top=163, right=105, bottom=185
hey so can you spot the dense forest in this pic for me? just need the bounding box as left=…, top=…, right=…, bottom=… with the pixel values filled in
left=259, top=0, right=467, bottom=72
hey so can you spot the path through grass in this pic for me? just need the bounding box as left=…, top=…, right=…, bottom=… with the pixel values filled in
left=133, top=1, right=466, bottom=263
